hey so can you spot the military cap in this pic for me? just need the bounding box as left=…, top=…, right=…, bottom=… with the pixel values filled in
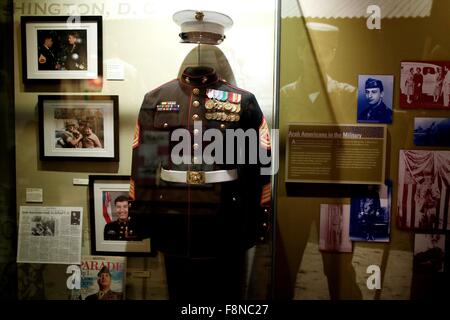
left=64, top=120, right=77, bottom=128
left=173, top=10, right=233, bottom=45
left=97, top=266, right=111, bottom=277
left=365, top=78, right=384, bottom=91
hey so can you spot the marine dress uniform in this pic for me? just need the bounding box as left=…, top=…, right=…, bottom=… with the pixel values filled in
left=129, top=66, right=272, bottom=298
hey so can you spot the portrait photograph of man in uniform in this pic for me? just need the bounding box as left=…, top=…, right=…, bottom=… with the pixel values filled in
left=357, top=75, right=394, bottom=124
left=85, top=266, right=123, bottom=300
left=358, top=75, right=394, bottom=123
left=128, top=10, right=273, bottom=300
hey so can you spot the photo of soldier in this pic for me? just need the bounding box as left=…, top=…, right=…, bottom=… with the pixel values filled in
left=55, top=120, right=83, bottom=148
left=61, top=31, right=87, bottom=71
left=350, top=182, right=391, bottom=242
left=104, top=195, right=137, bottom=241
left=71, top=211, right=81, bottom=226
left=84, top=266, right=123, bottom=300
left=357, top=75, right=393, bottom=124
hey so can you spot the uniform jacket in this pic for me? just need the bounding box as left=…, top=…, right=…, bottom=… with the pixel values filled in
left=85, top=289, right=122, bottom=300
left=358, top=100, right=392, bottom=123
left=129, top=66, right=271, bottom=258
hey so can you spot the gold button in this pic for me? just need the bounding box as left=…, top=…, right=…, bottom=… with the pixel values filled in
left=192, top=114, right=199, bottom=121
left=193, top=143, right=199, bottom=150
left=192, top=88, right=200, bottom=95
left=163, top=123, right=168, bottom=128
left=192, top=100, right=200, bottom=107
left=220, top=124, right=226, bottom=129
left=193, top=129, right=200, bottom=135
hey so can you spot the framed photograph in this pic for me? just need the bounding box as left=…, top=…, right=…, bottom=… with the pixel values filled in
left=89, top=175, right=153, bottom=256
left=38, top=95, right=119, bottom=161
left=400, top=61, right=450, bottom=109
left=21, top=16, right=102, bottom=83
left=357, top=75, right=394, bottom=124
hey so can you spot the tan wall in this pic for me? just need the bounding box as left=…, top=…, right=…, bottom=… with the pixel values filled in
left=276, top=1, right=450, bottom=299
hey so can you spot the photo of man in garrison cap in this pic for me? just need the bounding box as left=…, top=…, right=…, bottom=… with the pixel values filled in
left=85, top=266, right=122, bottom=300
left=357, top=75, right=394, bottom=124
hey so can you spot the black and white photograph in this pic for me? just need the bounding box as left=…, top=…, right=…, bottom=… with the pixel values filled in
left=21, top=16, right=102, bottom=82
left=38, top=95, right=119, bottom=161
left=400, top=61, right=450, bottom=109
left=398, top=150, right=450, bottom=231
left=414, top=117, right=450, bottom=146
left=357, top=75, right=394, bottom=124
left=89, top=176, right=153, bottom=256
left=414, top=234, right=446, bottom=272
left=71, top=211, right=81, bottom=226
left=319, top=204, right=352, bottom=253
left=350, top=181, right=391, bottom=242
left=31, top=216, right=55, bottom=237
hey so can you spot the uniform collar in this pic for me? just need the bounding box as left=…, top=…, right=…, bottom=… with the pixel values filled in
left=180, top=66, right=219, bottom=86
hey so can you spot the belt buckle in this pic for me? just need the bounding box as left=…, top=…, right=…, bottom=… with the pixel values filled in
left=187, top=171, right=205, bottom=184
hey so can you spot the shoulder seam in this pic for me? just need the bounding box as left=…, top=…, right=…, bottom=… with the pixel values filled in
left=220, top=79, right=252, bottom=94
left=147, top=79, right=178, bottom=94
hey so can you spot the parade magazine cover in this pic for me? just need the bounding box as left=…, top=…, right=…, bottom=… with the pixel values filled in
left=80, top=255, right=126, bottom=300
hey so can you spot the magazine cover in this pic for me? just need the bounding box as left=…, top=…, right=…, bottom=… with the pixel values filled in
left=350, top=181, right=392, bottom=242
left=80, top=255, right=126, bottom=300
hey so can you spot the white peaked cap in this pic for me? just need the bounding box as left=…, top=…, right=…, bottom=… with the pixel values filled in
left=173, top=10, right=233, bottom=36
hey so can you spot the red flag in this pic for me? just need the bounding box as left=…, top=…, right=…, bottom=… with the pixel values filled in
left=102, top=191, right=112, bottom=224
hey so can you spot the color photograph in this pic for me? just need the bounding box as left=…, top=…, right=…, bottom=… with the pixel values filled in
left=350, top=181, right=391, bottom=242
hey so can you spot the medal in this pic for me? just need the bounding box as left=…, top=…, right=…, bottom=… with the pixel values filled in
left=205, top=112, right=212, bottom=120
left=205, top=99, right=215, bottom=110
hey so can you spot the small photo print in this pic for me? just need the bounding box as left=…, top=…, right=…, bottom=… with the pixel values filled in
left=319, top=204, right=352, bottom=253
left=357, top=75, right=394, bottom=124
left=350, top=181, right=391, bottom=242
left=31, top=216, right=55, bottom=236
left=54, top=108, right=104, bottom=149
left=414, top=118, right=450, bottom=146
left=414, top=233, right=446, bottom=272
left=71, top=211, right=81, bottom=226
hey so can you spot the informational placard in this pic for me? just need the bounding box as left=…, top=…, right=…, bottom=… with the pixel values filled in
left=17, top=206, right=83, bottom=264
left=286, top=123, right=386, bottom=184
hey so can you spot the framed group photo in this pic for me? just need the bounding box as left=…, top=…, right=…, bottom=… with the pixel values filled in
left=21, top=16, right=102, bottom=83
left=38, top=95, right=119, bottom=161
left=89, top=175, right=153, bottom=256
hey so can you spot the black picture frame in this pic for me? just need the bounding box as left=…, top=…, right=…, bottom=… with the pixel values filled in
left=38, top=95, right=119, bottom=161
left=21, top=16, right=103, bottom=84
left=89, top=175, right=153, bottom=256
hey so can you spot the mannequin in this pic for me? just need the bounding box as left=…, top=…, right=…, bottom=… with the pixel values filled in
left=129, top=10, right=271, bottom=300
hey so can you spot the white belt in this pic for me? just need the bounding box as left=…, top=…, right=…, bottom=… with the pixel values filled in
left=160, top=168, right=238, bottom=184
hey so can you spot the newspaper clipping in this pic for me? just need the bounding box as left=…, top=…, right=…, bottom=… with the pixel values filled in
left=17, top=206, right=83, bottom=264
left=81, top=255, right=126, bottom=300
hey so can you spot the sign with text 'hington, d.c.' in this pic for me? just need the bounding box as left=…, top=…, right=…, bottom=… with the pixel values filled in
left=286, top=124, right=386, bottom=184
